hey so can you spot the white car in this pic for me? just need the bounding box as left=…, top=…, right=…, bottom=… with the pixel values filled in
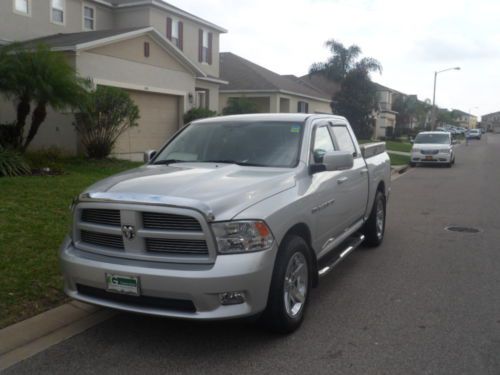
left=467, top=129, right=481, bottom=140
left=410, top=131, right=455, bottom=168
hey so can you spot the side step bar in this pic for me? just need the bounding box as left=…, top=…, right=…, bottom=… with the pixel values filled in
left=318, top=234, right=365, bottom=278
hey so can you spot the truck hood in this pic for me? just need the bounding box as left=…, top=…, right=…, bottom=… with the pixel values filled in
left=82, top=163, right=296, bottom=221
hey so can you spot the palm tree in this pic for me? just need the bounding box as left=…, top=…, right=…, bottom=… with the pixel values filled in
left=0, top=44, right=88, bottom=151
left=309, top=39, right=382, bottom=83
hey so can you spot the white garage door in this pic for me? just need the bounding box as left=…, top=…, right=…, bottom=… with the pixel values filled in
left=113, top=90, right=180, bottom=161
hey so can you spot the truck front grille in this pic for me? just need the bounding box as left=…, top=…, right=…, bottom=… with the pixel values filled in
left=145, top=238, right=209, bottom=255
left=142, top=212, right=202, bottom=232
left=81, top=209, right=121, bottom=227
left=80, top=230, right=124, bottom=250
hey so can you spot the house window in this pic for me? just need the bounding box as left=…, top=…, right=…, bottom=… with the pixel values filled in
left=14, top=0, right=30, bottom=15
left=198, top=29, right=212, bottom=64
left=195, top=89, right=209, bottom=109
left=83, top=5, right=95, bottom=31
left=297, top=101, right=309, bottom=113
left=51, top=0, right=65, bottom=24
left=166, top=17, right=183, bottom=50
left=171, top=19, right=179, bottom=47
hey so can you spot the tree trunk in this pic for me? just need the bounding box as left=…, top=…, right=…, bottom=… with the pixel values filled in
left=22, top=101, right=47, bottom=152
left=14, top=93, right=31, bottom=149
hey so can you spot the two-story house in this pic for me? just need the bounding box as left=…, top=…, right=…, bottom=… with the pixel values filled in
left=0, top=0, right=227, bottom=160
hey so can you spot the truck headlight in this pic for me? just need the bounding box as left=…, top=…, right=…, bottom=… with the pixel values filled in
left=211, top=220, right=274, bottom=254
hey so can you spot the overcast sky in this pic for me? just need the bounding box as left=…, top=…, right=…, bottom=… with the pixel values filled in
left=170, top=0, right=500, bottom=119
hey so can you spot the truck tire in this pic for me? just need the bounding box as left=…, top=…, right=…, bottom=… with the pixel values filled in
left=362, top=190, right=386, bottom=247
left=262, top=235, right=312, bottom=334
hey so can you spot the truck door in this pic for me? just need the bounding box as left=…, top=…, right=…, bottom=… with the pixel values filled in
left=329, top=122, right=369, bottom=230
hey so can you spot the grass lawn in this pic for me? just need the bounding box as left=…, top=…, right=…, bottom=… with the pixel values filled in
left=389, top=153, right=411, bottom=165
left=0, top=158, right=141, bottom=328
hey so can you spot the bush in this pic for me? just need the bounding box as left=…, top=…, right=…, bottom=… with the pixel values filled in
left=0, top=123, right=18, bottom=148
left=0, top=147, right=31, bottom=177
left=183, top=107, right=216, bottom=124
left=74, top=86, right=140, bottom=159
left=222, top=98, right=258, bottom=115
left=24, top=147, right=66, bottom=175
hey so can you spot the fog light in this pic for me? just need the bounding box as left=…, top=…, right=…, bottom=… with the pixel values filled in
left=219, top=291, right=246, bottom=305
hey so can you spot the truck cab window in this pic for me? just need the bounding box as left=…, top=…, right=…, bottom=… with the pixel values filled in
left=312, top=126, right=335, bottom=163
left=331, top=125, right=356, bottom=156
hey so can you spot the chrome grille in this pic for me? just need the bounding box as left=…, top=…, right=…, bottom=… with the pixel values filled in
left=146, top=238, right=209, bottom=255
left=421, top=149, right=439, bottom=155
left=81, top=230, right=124, bottom=250
left=81, top=209, right=121, bottom=227
left=143, top=212, right=202, bottom=232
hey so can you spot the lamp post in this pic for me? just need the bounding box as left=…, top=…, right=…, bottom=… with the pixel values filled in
left=431, top=67, right=461, bottom=130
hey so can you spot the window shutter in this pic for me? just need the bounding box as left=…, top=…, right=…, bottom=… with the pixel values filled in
left=144, top=42, right=150, bottom=57
left=166, top=17, right=172, bottom=40
left=198, top=29, right=203, bottom=62
left=208, top=32, right=213, bottom=65
left=178, top=21, right=183, bottom=50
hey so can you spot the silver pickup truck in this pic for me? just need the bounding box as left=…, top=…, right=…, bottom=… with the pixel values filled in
left=60, top=114, right=391, bottom=333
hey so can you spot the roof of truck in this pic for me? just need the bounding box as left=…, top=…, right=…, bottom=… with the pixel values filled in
left=193, top=113, right=347, bottom=124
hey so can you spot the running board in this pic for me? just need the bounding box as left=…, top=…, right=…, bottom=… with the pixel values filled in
left=318, top=234, right=365, bottom=278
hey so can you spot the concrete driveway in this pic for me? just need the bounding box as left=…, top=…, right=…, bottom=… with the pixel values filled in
left=5, top=134, right=500, bottom=375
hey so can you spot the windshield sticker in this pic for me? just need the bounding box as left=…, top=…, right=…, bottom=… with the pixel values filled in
left=291, top=125, right=301, bottom=133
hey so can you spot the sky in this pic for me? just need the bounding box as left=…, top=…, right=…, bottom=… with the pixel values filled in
left=169, top=0, right=500, bottom=119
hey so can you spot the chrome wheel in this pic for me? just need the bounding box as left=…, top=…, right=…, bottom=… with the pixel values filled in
left=376, top=198, right=385, bottom=239
left=283, top=252, right=308, bottom=318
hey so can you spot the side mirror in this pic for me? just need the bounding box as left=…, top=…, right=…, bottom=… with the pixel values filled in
left=144, top=149, right=157, bottom=163
left=310, top=150, right=354, bottom=174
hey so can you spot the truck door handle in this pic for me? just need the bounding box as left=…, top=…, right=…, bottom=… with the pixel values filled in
left=337, top=177, right=349, bottom=184
left=360, top=168, right=368, bottom=175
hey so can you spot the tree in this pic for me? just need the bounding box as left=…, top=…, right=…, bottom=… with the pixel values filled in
left=309, top=40, right=382, bottom=138
left=222, top=98, right=258, bottom=115
left=74, top=86, right=140, bottom=159
left=0, top=44, right=88, bottom=151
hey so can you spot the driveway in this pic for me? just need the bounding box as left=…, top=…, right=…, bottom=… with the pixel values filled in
left=5, top=135, right=500, bottom=375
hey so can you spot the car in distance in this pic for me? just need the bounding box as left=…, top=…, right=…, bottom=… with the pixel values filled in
left=60, top=114, right=391, bottom=333
left=467, top=129, right=482, bottom=140
left=410, top=131, right=455, bottom=168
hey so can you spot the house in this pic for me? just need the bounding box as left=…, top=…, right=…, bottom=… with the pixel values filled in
left=452, top=109, right=478, bottom=129
left=481, top=111, right=500, bottom=133
left=0, top=0, right=227, bottom=160
left=219, top=53, right=332, bottom=114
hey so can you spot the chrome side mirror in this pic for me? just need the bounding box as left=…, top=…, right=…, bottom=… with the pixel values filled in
left=323, top=150, right=354, bottom=171
left=144, top=150, right=157, bottom=163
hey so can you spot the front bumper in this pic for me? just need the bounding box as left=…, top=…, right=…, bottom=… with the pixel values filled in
left=411, top=152, right=452, bottom=164
left=60, top=237, right=277, bottom=320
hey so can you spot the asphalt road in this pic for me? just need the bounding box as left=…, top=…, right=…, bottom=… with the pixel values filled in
left=6, top=134, right=500, bottom=375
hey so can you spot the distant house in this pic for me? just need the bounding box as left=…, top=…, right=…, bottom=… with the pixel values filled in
left=219, top=52, right=332, bottom=114
left=452, top=109, right=478, bottom=129
left=0, top=0, right=227, bottom=160
left=482, top=111, right=500, bottom=133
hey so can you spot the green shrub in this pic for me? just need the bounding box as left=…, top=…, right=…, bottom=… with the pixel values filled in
left=183, top=107, right=216, bottom=124
left=74, top=86, right=140, bottom=159
left=24, top=147, right=66, bottom=174
left=0, top=123, right=18, bottom=148
left=0, top=147, right=31, bottom=177
left=222, top=98, right=258, bottom=115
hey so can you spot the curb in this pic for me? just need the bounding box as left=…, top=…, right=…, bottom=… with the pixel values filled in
left=391, top=164, right=411, bottom=181
left=0, top=301, right=115, bottom=371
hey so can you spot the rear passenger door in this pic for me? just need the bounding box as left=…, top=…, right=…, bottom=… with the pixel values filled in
left=329, top=121, right=369, bottom=230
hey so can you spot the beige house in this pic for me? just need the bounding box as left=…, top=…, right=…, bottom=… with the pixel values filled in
left=0, top=0, right=227, bottom=160
left=453, top=110, right=478, bottom=129
left=482, top=111, right=500, bottom=133
left=219, top=53, right=332, bottom=115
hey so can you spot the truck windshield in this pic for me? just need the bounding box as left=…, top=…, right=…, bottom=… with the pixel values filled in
left=414, top=133, right=450, bottom=144
left=153, top=121, right=304, bottom=168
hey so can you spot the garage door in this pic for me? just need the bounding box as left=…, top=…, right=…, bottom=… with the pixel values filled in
left=113, top=90, right=180, bottom=161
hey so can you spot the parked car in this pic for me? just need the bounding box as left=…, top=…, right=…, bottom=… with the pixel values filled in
left=467, top=129, right=482, bottom=139
left=60, top=114, right=391, bottom=333
left=411, top=131, right=455, bottom=167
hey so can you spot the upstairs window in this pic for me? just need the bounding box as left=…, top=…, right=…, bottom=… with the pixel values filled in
left=83, top=5, right=95, bottom=30
left=297, top=101, right=309, bottom=113
left=198, top=29, right=212, bottom=64
left=51, top=0, right=65, bottom=24
left=14, top=0, right=30, bottom=15
left=166, top=17, right=183, bottom=50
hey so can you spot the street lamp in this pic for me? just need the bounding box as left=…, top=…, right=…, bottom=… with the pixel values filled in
left=431, top=66, right=461, bottom=130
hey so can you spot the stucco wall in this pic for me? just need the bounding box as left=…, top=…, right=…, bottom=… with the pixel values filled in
left=194, top=79, right=220, bottom=113
left=0, top=0, right=113, bottom=42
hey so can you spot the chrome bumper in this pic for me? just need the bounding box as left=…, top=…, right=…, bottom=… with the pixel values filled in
left=60, top=237, right=277, bottom=320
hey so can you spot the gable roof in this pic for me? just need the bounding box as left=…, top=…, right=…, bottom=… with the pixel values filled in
left=219, top=52, right=331, bottom=102
left=19, top=27, right=206, bottom=77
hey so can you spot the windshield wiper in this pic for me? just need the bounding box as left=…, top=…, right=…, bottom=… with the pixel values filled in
left=201, top=160, right=268, bottom=167
left=152, top=159, right=189, bottom=165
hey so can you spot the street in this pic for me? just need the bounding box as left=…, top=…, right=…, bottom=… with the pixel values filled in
left=6, top=134, right=500, bottom=375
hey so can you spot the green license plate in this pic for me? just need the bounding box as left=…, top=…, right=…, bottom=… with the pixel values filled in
left=106, top=273, right=140, bottom=296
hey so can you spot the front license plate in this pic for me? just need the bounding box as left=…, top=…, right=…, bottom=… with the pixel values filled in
left=425, top=156, right=433, bottom=160
left=106, top=273, right=140, bottom=296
